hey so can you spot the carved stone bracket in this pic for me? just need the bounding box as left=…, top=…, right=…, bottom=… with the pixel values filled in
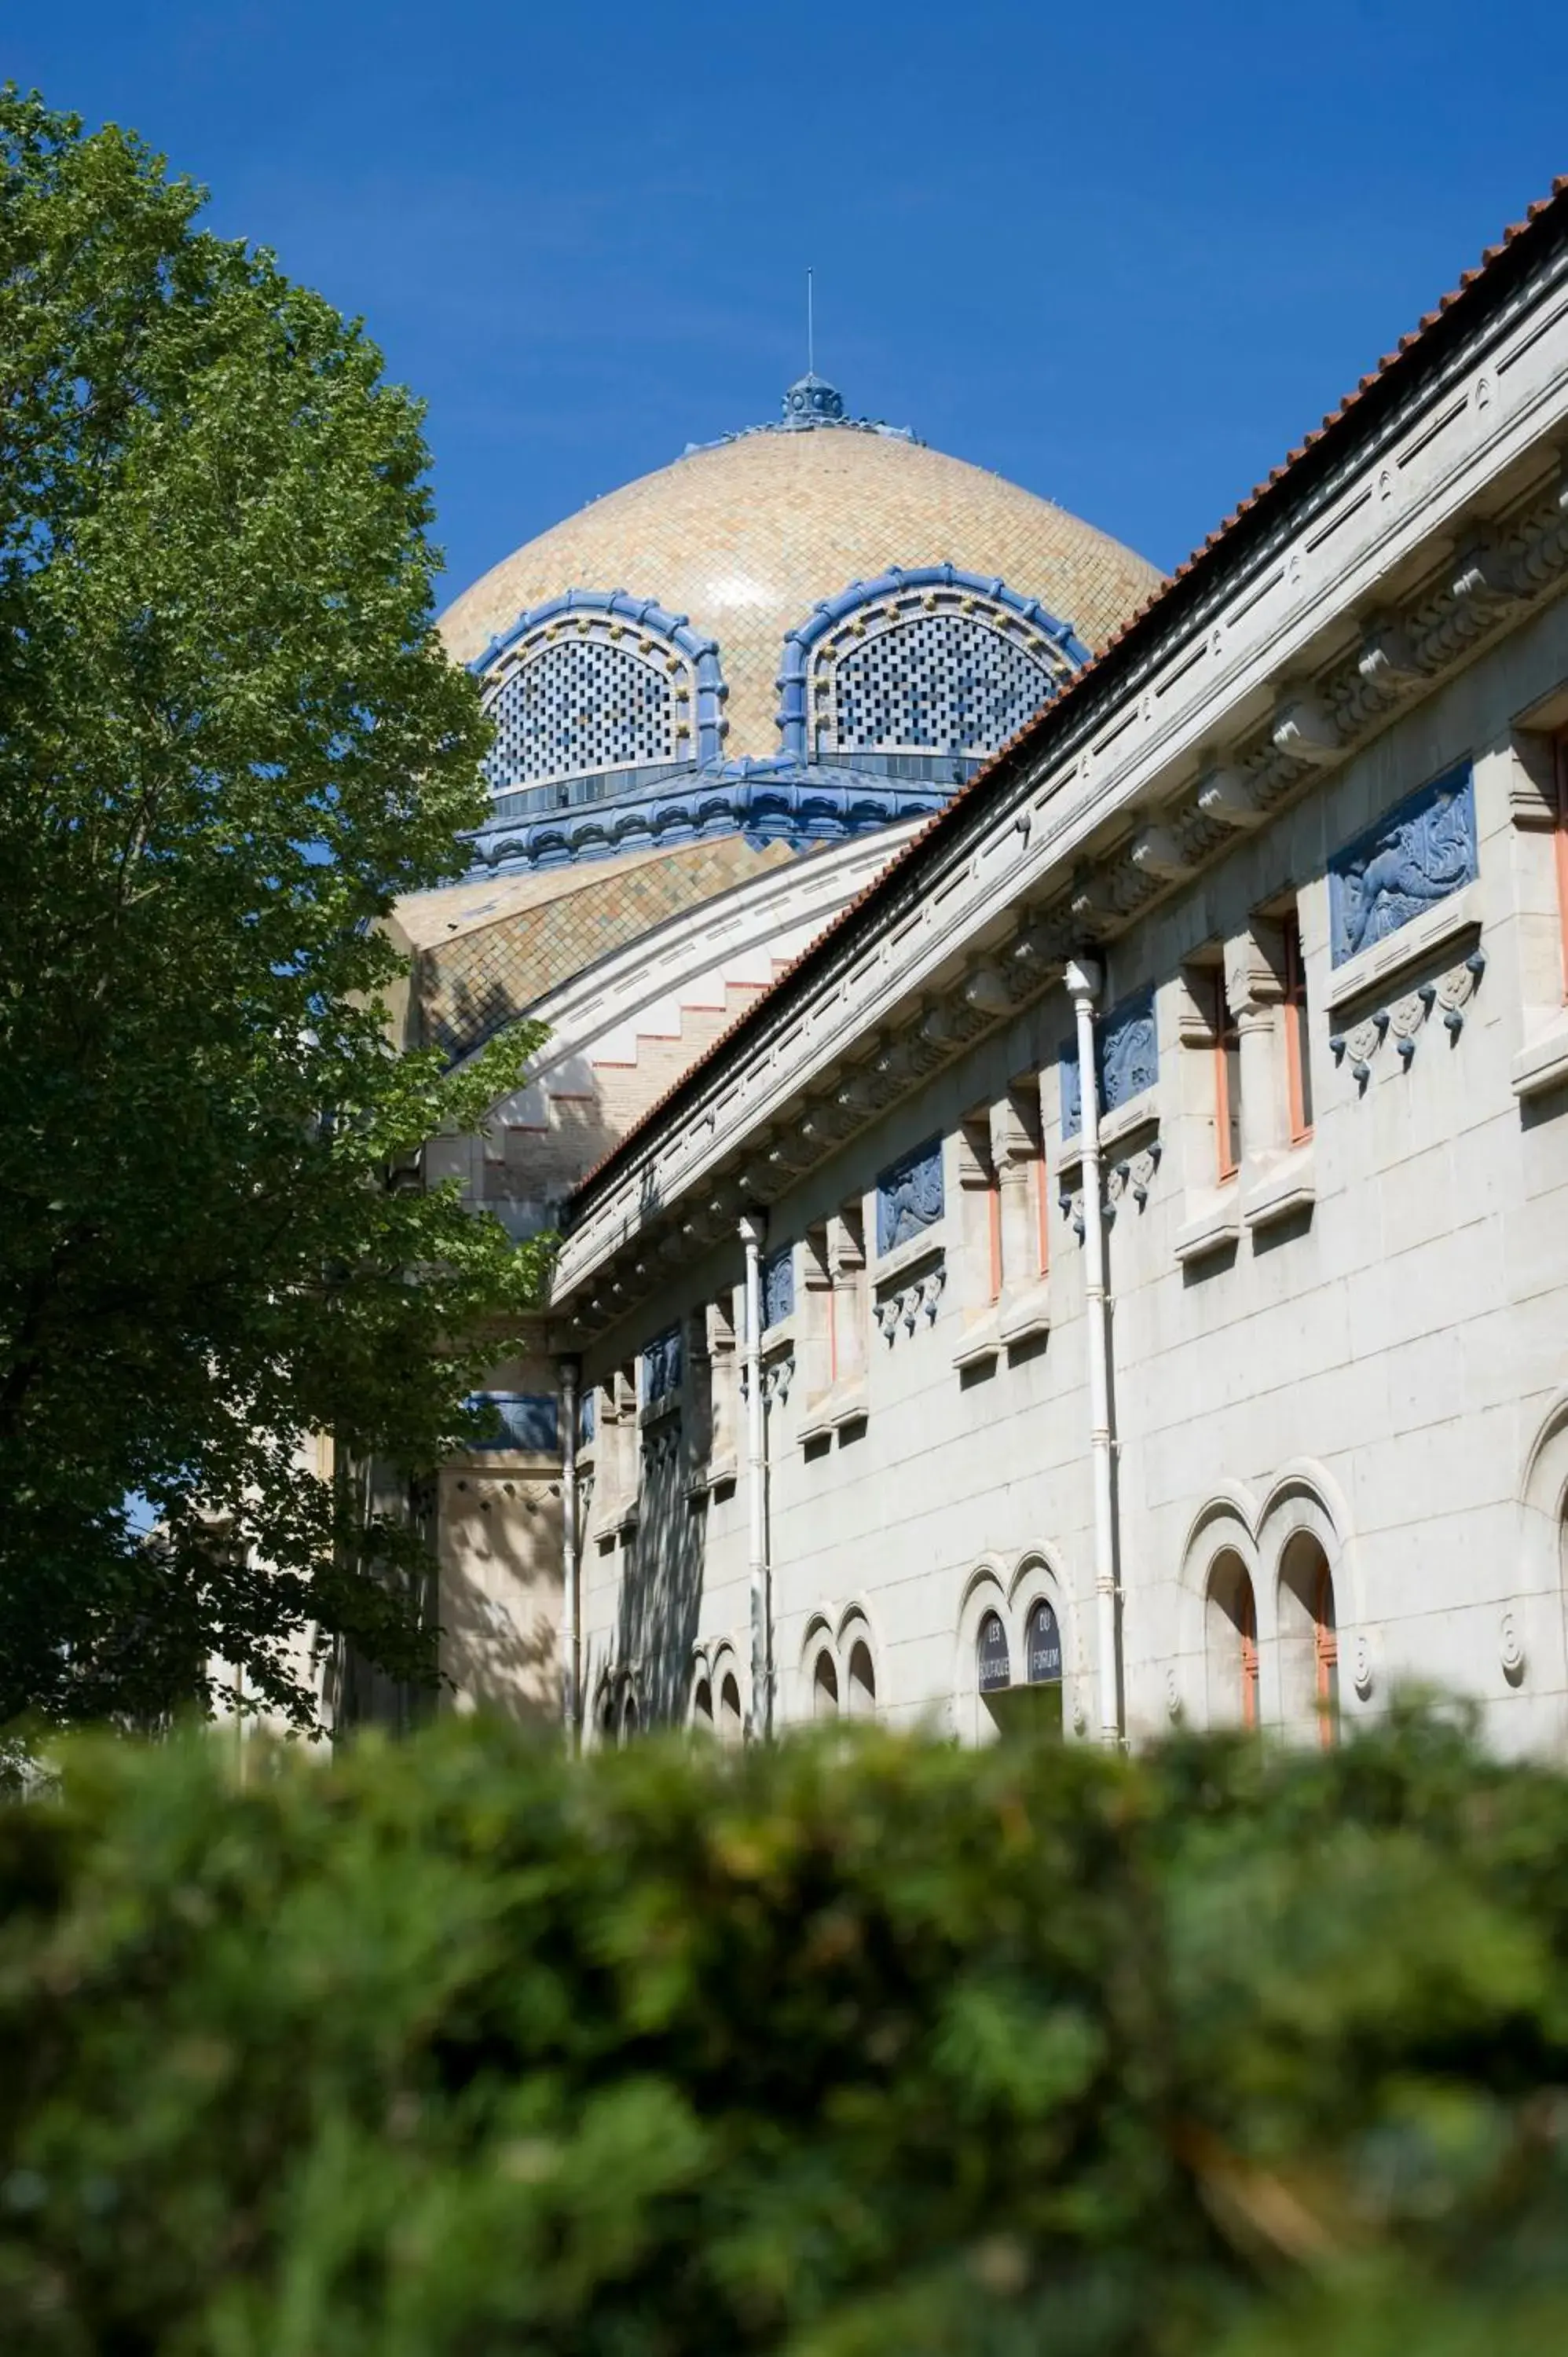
left=874, top=1262, right=946, bottom=1342
left=1107, top=1142, right=1161, bottom=1212
left=1330, top=951, right=1486, bottom=1086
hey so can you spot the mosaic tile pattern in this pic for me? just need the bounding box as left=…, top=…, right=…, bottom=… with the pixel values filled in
left=441, top=425, right=1162, bottom=761
left=414, top=834, right=797, bottom=1061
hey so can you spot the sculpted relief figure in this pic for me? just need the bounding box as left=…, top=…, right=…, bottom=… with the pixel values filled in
left=1332, top=770, right=1476, bottom=962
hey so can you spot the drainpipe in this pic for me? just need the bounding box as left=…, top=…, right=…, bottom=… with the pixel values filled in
left=559, top=1354, right=581, bottom=1750
left=1064, top=955, right=1121, bottom=1747
left=739, top=1211, right=771, bottom=1740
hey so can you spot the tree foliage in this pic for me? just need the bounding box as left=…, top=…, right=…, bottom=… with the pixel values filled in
left=2, top=1710, right=1566, bottom=2354
left=0, top=88, right=548, bottom=1732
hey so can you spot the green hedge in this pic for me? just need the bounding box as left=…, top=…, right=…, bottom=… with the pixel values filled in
left=2, top=1710, right=1568, bottom=2354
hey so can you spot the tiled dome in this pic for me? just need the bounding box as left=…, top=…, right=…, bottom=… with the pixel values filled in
left=440, top=401, right=1161, bottom=764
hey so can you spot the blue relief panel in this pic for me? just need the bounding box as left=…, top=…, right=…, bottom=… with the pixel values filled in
left=1059, top=1040, right=1083, bottom=1142
left=763, top=1247, right=796, bottom=1329
left=1328, top=764, right=1477, bottom=966
left=466, top=1393, right=559, bottom=1453
left=642, top=1326, right=683, bottom=1406
left=1058, top=990, right=1159, bottom=1139
left=876, top=1138, right=945, bottom=1256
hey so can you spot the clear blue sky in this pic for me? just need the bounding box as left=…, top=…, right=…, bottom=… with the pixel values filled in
left=12, top=3, right=1567, bottom=608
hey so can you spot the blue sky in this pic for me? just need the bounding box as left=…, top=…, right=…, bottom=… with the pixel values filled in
left=13, top=3, right=1567, bottom=609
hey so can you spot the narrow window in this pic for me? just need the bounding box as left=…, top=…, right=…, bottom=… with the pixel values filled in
left=1035, top=1149, right=1051, bottom=1277
left=1313, top=1560, right=1339, bottom=1748
left=719, top=1672, right=743, bottom=1746
left=1205, top=1552, right=1258, bottom=1731
left=1213, top=972, right=1242, bottom=1182
left=1279, top=1534, right=1339, bottom=1747
left=959, top=1113, right=1001, bottom=1310
left=847, top=1640, right=877, bottom=1719
left=691, top=1677, right=714, bottom=1737
left=1239, top=1581, right=1259, bottom=1731
left=987, top=1172, right=1003, bottom=1303
left=812, top=1649, right=840, bottom=1720
left=1282, top=912, right=1313, bottom=1143
left=977, top=1610, right=1011, bottom=1694
left=1556, top=732, right=1568, bottom=1003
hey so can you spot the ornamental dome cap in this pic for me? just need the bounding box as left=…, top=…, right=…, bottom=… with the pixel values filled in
left=782, top=370, right=845, bottom=427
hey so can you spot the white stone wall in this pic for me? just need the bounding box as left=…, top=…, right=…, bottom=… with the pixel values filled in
left=573, top=591, right=1568, bottom=1756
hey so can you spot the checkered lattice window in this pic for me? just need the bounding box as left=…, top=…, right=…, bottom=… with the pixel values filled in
left=482, top=629, right=690, bottom=791
left=820, top=603, right=1065, bottom=761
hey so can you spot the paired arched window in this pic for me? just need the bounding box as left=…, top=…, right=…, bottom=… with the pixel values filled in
left=1201, top=1527, right=1339, bottom=1742
left=973, top=1591, right=1063, bottom=1734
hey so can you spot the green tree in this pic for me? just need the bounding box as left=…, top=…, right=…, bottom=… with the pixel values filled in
left=0, top=89, right=548, bottom=1736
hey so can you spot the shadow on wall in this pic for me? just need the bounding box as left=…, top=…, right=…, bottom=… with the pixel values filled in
left=440, top=1474, right=563, bottom=1725
left=611, top=1424, right=710, bottom=1732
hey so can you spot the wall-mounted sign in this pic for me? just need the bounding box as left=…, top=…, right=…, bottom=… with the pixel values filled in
left=1026, top=1599, right=1062, bottom=1685
left=977, top=1610, right=1011, bottom=1694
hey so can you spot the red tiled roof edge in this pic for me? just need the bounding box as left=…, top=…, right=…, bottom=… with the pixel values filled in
left=568, top=174, right=1568, bottom=1219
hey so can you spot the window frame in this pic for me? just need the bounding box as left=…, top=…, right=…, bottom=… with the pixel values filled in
left=1282, top=911, right=1314, bottom=1146
left=1212, top=970, right=1242, bottom=1183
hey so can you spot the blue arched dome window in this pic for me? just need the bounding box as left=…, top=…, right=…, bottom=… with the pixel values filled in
left=473, top=589, right=727, bottom=812
left=776, top=566, right=1089, bottom=775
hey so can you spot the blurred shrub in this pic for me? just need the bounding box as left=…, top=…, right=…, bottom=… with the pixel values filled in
left=2, top=1707, right=1567, bottom=2354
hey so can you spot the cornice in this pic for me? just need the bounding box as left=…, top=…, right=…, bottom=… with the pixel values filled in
left=551, top=212, right=1568, bottom=1331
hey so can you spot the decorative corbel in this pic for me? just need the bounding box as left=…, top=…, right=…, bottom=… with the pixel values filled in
left=1130, top=823, right=1196, bottom=884
left=1271, top=689, right=1342, bottom=764
left=1195, top=763, right=1266, bottom=830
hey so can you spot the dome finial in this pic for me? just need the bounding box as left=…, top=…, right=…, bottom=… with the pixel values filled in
left=782, top=265, right=845, bottom=427
left=782, top=370, right=845, bottom=428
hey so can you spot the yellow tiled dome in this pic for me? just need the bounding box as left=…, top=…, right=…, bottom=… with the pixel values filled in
left=439, top=418, right=1161, bottom=762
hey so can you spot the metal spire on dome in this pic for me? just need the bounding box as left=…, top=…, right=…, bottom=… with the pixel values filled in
left=782, top=266, right=844, bottom=427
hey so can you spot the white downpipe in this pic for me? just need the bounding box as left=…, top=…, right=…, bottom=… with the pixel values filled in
left=559, top=1356, right=581, bottom=1750
left=1065, top=955, right=1121, bottom=1747
left=739, top=1211, right=771, bottom=1740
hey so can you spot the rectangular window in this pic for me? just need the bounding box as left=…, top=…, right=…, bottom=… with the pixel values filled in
left=987, top=1171, right=1002, bottom=1303
left=1556, top=733, right=1568, bottom=1003
left=1035, top=1148, right=1051, bottom=1277
left=1213, top=972, right=1241, bottom=1182
left=1282, top=912, right=1313, bottom=1144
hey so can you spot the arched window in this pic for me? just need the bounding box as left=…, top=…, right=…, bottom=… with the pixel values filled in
left=846, top=1640, right=877, bottom=1719
left=619, top=1689, right=640, bottom=1746
left=812, top=1649, right=840, bottom=1720
left=1025, top=1599, right=1063, bottom=1688
left=780, top=570, right=1086, bottom=775
left=474, top=591, right=725, bottom=806
left=1206, top=1552, right=1259, bottom=1730
left=977, top=1610, right=1011, bottom=1694
left=691, top=1676, right=714, bottom=1737
left=1278, top=1535, right=1339, bottom=1745
left=718, top=1670, right=743, bottom=1747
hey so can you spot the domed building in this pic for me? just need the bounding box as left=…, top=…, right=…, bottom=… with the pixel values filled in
left=388, top=377, right=1160, bottom=1723
left=398, top=378, right=1160, bottom=1231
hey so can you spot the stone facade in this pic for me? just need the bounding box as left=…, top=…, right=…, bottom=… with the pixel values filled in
left=528, top=181, right=1568, bottom=1758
